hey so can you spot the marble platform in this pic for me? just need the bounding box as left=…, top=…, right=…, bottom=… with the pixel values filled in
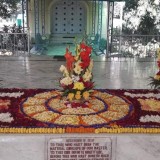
left=0, top=55, right=159, bottom=160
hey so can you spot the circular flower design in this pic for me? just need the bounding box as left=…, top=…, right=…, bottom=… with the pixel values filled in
left=20, top=90, right=133, bottom=127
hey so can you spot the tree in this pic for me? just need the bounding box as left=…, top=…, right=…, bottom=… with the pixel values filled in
left=123, top=0, right=160, bottom=35
left=0, top=0, right=21, bottom=19
left=137, top=11, right=158, bottom=35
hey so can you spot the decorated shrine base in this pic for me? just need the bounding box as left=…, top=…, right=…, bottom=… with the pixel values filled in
left=0, top=89, right=160, bottom=134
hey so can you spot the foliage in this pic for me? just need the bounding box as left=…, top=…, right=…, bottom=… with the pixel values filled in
left=123, top=0, right=160, bottom=35
left=0, top=0, right=21, bottom=18
left=148, top=77, right=160, bottom=89
left=137, top=11, right=158, bottom=35
left=99, top=38, right=107, bottom=53
left=35, top=33, right=48, bottom=54
left=123, top=0, right=139, bottom=11
left=0, top=24, right=28, bottom=52
left=122, top=24, right=134, bottom=34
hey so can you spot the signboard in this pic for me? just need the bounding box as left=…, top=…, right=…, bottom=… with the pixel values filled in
left=47, top=136, right=116, bottom=160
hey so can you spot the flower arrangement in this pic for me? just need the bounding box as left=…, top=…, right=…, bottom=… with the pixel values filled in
left=59, top=42, right=94, bottom=107
left=149, top=48, right=160, bottom=89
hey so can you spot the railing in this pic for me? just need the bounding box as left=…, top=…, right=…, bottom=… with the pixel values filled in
left=108, top=35, right=160, bottom=58
left=0, top=28, right=30, bottom=56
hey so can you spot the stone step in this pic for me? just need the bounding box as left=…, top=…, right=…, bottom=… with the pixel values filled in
left=50, top=34, right=83, bottom=44
left=50, top=37, right=75, bottom=44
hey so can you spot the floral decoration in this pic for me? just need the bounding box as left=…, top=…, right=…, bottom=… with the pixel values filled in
left=0, top=112, right=13, bottom=123
left=149, top=48, right=160, bottom=88
left=0, top=89, right=160, bottom=134
left=140, top=115, right=160, bottom=123
left=124, top=92, right=160, bottom=99
left=0, top=92, right=24, bottom=98
left=0, top=99, right=10, bottom=111
left=59, top=42, right=94, bottom=107
left=138, top=98, right=160, bottom=112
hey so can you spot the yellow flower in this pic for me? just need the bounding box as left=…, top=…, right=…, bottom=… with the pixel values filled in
left=154, top=75, right=160, bottom=80
left=83, top=91, right=90, bottom=100
left=68, top=93, right=74, bottom=101
left=75, top=92, right=81, bottom=100
left=73, top=82, right=84, bottom=90
left=76, top=91, right=81, bottom=95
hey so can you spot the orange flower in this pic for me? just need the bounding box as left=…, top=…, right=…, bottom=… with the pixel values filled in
left=83, top=91, right=90, bottom=100
left=64, top=48, right=75, bottom=71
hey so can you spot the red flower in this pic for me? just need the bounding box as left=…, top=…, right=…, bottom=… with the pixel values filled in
left=65, top=101, right=88, bottom=108
left=80, top=58, right=90, bottom=69
left=64, top=48, right=75, bottom=71
left=157, top=60, right=160, bottom=68
left=60, top=83, right=73, bottom=90
left=156, top=71, right=160, bottom=75
left=80, top=42, right=92, bottom=54
left=85, top=46, right=92, bottom=54
left=80, top=51, right=90, bottom=60
left=83, top=81, right=94, bottom=89
left=80, top=50, right=91, bottom=69
left=80, top=42, right=86, bottom=49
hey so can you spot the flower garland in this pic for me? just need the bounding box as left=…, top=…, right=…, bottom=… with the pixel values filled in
left=0, top=127, right=159, bottom=134
left=59, top=42, right=94, bottom=107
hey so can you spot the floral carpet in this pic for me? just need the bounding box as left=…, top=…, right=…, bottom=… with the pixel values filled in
left=0, top=88, right=160, bottom=134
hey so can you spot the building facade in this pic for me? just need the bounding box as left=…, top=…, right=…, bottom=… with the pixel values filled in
left=28, top=0, right=109, bottom=42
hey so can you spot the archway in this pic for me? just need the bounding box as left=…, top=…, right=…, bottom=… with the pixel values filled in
left=51, top=0, right=87, bottom=35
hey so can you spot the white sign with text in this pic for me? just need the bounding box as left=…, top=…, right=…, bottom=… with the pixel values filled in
left=47, top=136, right=116, bottom=160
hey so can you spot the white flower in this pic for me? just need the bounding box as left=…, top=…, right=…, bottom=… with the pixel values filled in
left=0, top=92, right=24, bottom=98
left=71, top=75, right=80, bottom=82
left=83, top=69, right=92, bottom=82
left=59, top=65, right=66, bottom=72
left=66, top=104, right=72, bottom=108
left=0, top=112, right=14, bottom=123
left=124, top=92, right=160, bottom=99
left=88, top=59, right=94, bottom=71
left=73, top=60, right=83, bottom=75
left=73, top=65, right=83, bottom=75
left=140, top=115, right=160, bottom=123
left=60, top=76, right=73, bottom=86
left=59, top=65, right=69, bottom=76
